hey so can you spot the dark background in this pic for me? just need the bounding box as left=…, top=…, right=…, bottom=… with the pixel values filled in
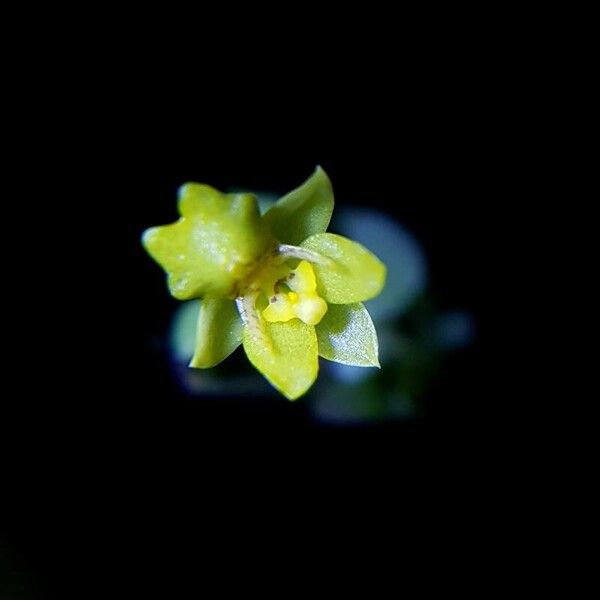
left=2, top=26, right=508, bottom=596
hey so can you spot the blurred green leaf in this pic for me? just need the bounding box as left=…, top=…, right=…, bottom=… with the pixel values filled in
left=170, top=301, right=199, bottom=362
left=334, top=207, right=427, bottom=322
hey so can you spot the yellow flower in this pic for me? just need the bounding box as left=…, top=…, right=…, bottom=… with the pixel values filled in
left=143, top=167, right=386, bottom=399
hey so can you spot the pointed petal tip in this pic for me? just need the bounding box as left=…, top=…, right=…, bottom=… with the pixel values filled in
left=280, top=378, right=315, bottom=400
left=270, top=372, right=316, bottom=401
left=141, top=226, right=158, bottom=247
left=177, top=182, right=195, bottom=199
left=314, top=165, right=331, bottom=185
left=188, top=355, right=214, bottom=369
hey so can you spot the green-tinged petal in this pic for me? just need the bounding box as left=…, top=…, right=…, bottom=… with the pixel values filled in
left=170, top=301, right=200, bottom=362
left=316, top=303, right=380, bottom=367
left=243, top=318, right=318, bottom=400
left=263, top=166, right=334, bottom=245
left=142, top=183, right=272, bottom=299
left=190, top=298, right=243, bottom=368
left=300, top=233, right=386, bottom=304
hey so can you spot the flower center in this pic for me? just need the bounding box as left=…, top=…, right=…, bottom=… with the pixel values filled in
left=262, top=260, right=328, bottom=326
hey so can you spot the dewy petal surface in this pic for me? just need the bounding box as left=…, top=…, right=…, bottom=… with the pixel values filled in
left=243, top=317, right=319, bottom=400
left=142, top=184, right=271, bottom=299
left=315, top=303, right=379, bottom=367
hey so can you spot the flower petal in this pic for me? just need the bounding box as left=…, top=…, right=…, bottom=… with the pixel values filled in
left=142, top=184, right=271, bottom=299
left=316, top=303, right=380, bottom=367
left=243, top=318, right=318, bottom=400
left=263, top=166, right=334, bottom=245
left=300, top=233, right=386, bottom=304
left=190, top=298, right=243, bottom=368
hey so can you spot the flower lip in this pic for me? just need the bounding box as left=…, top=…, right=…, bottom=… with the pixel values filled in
left=262, top=260, right=328, bottom=326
